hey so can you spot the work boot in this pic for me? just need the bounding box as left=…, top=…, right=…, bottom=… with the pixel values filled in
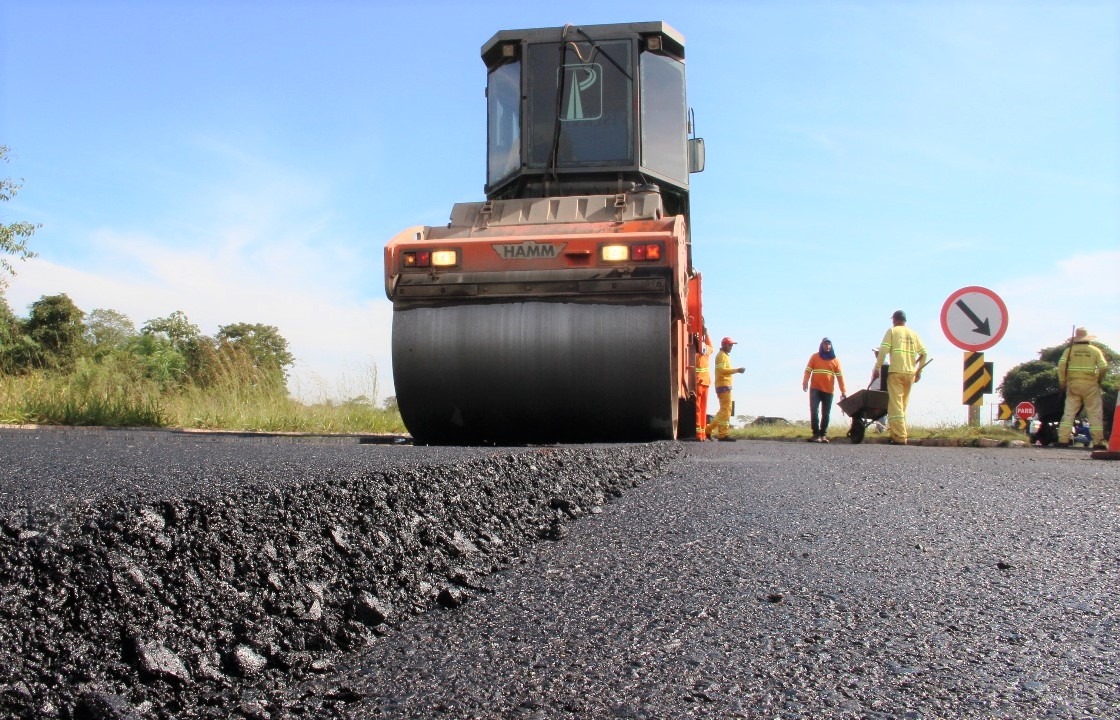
left=806, top=436, right=817, bottom=442
left=820, top=436, right=830, bottom=443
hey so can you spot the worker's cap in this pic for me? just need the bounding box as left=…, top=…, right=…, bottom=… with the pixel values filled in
left=892, top=310, right=906, bottom=322
left=721, top=336, right=737, bottom=346
left=1073, top=327, right=1097, bottom=341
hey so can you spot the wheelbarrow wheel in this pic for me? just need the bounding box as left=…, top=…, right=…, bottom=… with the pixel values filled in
left=848, top=418, right=866, bottom=444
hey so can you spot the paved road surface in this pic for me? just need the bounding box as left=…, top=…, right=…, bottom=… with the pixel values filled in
left=299, top=440, right=1119, bottom=719
left=3, top=428, right=1117, bottom=719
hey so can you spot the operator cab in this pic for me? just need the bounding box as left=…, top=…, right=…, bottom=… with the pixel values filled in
left=482, top=22, right=704, bottom=221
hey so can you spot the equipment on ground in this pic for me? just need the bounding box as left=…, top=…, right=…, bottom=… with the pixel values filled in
left=385, top=22, right=706, bottom=444
left=839, top=389, right=890, bottom=444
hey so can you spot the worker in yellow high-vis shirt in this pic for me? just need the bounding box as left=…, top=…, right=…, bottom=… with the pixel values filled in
left=705, top=336, right=745, bottom=441
left=1056, top=327, right=1108, bottom=450
left=872, top=310, right=926, bottom=445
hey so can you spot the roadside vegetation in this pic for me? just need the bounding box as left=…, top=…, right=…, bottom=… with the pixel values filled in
left=729, top=419, right=1029, bottom=444
left=0, top=295, right=405, bottom=435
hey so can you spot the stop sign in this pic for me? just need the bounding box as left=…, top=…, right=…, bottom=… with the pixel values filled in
left=1015, top=401, right=1036, bottom=421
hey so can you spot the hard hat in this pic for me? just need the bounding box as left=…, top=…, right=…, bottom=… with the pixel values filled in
left=721, top=337, right=737, bottom=345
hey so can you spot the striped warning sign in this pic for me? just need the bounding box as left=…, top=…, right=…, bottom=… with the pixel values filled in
left=962, top=351, right=993, bottom=406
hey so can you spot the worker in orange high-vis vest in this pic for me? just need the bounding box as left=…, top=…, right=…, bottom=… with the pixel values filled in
left=1056, top=327, right=1108, bottom=450
left=694, top=330, right=714, bottom=440
left=872, top=310, right=926, bottom=445
left=705, top=336, right=745, bottom=441
left=802, top=337, right=847, bottom=443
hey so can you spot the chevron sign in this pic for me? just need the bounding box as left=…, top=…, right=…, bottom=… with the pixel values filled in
left=963, top=352, right=994, bottom=406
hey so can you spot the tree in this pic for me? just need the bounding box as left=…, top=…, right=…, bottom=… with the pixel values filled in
left=85, top=308, right=136, bottom=356
left=216, top=322, right=294, bottom=379
left=141, top=310, right=200, bottom=351
left=21, top=293, right=86, bottom=371
left=999, top=359, right=1059, bottom=408
left=0, top=146, right=40, bottom=285
left=0, top=289, right=20, bottom=372
left=125, top=332, right=188, bottom=387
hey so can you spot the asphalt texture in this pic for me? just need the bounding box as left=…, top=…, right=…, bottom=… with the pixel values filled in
left=2, top=428, right=1118, bottom=719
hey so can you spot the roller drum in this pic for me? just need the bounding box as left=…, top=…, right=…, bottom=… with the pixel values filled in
left=392, top=300, right=675, bottom=444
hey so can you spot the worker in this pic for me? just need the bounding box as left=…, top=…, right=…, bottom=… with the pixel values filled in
left=871, top=310, right=927, bottom=445
left=694, top=329, right=714, bottom=440
left=1056, top=327, right=1108, bottom=450
left=872, top=347, right=889, bottom=391
left=705, top=336, right=745, bottom=441
left=802, top=337, right=847, bottom=443
left=870, top=347, right=888, bottom=428
left=1073, top=420, right=1092, bottom=447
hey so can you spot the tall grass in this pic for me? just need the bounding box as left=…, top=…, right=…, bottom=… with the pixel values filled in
left=0, top=358, right=164, bottom=426
left=0, top=355, right=406, bottom=435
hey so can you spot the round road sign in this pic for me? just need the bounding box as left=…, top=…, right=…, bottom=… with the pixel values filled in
left=1015, top=401, right=1036, bottom=421
left=940, top=286, right=1009, bottom=351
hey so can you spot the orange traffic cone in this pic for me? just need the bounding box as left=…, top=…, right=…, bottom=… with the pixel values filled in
left=1091, top=399, right=1120, bottom=460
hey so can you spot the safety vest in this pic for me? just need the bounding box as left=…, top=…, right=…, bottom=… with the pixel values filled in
left=877, top=326, right=926, bottom=375
left=803, top=354, right=846, bottom=394
left=1058, top=342, right=1106, bottom=383
left=696, top=339, right=713, bottom=386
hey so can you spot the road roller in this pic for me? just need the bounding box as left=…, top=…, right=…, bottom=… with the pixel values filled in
left=384, top=21, right=706, bottom=445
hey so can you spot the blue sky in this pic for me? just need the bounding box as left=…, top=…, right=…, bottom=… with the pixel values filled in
left=2, top=0, right=1117, bottom=426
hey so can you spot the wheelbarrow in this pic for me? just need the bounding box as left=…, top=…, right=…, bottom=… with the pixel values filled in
left=838, top=388, right=889, bottom=444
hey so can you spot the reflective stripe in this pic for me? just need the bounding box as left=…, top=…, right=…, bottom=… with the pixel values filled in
left=1059, top=344, right=1107, bottom=381
left=879, top=326, right=926, bottom=373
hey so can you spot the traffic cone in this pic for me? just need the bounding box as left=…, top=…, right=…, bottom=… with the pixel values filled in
left=1091, top=399, right=1120, bottom=460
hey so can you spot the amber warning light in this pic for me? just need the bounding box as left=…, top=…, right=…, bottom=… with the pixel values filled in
left=403, top=250, right=458, bottom=269
left=600, top=243, right=663, bottom=263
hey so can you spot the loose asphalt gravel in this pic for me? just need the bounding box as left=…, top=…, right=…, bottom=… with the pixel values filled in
left=2, top=428, right=1118, bottom=719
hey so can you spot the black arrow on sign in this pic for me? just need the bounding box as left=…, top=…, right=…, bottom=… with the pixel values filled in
left=955, top=299, right=992, bottom=336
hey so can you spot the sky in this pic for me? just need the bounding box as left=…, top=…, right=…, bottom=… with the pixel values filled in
left=2, top=0, right=1118, bottom=428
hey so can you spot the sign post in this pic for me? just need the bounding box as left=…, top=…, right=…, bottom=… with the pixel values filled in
left=942, top=287, right=1009, bottom=426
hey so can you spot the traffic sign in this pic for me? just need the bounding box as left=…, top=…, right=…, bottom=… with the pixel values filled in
left=962, top=352, right=994, bottom=406
left=1015, top=401, right=1036, bottom=421
left=941, top=286, right=1009, bottom=351
left=998, top=403, right=1012, bottom=421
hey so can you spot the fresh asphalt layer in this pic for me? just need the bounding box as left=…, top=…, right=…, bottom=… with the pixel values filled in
left=299, top=438, right=1118, bottom=719
left=1, top=428, right=1116, bottom=719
